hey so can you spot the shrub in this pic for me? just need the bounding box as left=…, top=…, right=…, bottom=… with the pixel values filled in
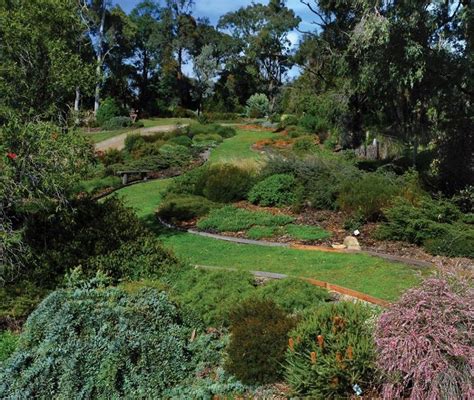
left=168, top=135, right=192, bottom=147
left=263, top=154, right=361, bottom=210
left=0, top=331, right=18, bottom=364
left=159, top=144, right=192, bottom=167
left=298, top=114, right=318, bottom=132
left=166, top=166, right=209, bottom=196
left=101, top=116, right=132, bottom=130
left=23, top=197, right=144, bottom=284
left=248, top=173, right=297, bottom=207
left=187, top=123, right=236, bottom=139
left=284, top=224, right=331, bottom=241
left=0, top=288, right=198, bottom=398
left=246, top=225, right=278, bottom=239
left=172, top=269, right=255, bottom=327
left=246, top=93, right=269, bottom=118
left=285, top=302, right=377, bottom=399
left=82, top=236, right=181, bottom=282
left=122, top=155, right=169, bottom=171
left=337, top=172, right=401, bottom=221
left=293, top=135, right=318, bottom=153
left=225, top=298, right=296, bottom=384
left=377, top=197, right=473, bottom=257
left=202, top=164, right=253, bottom=203
left=96, top=97, right=126, bottom=126
left=197, top=205, right=294, bottom=232
left=192, top=133, right=223, bottom=146
left=452, top=185, right=474, bottom=213
left=100, top=148, right=123, bottom=166
left=423, top=225, right=474, bottom=258
left=376, top=275, right=473, bottom=399
left=77, top=175, right=122, bottom=194
left=256, top=278, right=331, bottom=313
left=157, top=194, right=218, bottom=223
left=279, top=114, right=299, bottom=128
left=124, top=133, right=145, bottom=153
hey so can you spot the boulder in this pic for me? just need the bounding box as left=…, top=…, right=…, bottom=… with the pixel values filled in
left=343, top=236, right=361, bottom=251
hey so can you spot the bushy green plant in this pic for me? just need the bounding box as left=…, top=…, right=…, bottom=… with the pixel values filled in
left=246, top=225, right=278, bottom=239
left=96, top=97, right=126, bottom=126
left=284, top=224, right=331, bottom=241
left=256, top=278, right=331, bottom=314
left=168, top=135, right=192, bottom=147
left=298, top=114, right=319, bottom=132
left=101, top=116, right=132, bottom=130
left=157, top=194, right=218, bottom=222
left=172, top=269, right=256, bottom=327
left=246, top=93, right=269, bottom=118
left=124, top=133, right=146, bottom=153
left=202, top=164, right=253, bottom=203
left=77, top=175, right=122, bottom=194
left=192, top=133, right=223, bottom=146
left=293, top=135, right=317, bottom=153
left=376, top=197, right=473, bottom=257
left=248, top=173, right=297, bottom=207
left=225, top=298, right=296, bottom=384
left=263, top=154, right=361, bottom=210
left=337, top=172, right=402, bottom=221
left=159, top=144, right=192, bottom=167
left=0, top=288, right=198, bottom=398
left=82, top=236, right=181, bottom=282
left=166, top=165, right=209, bottom=196
left=23, top=197, right=144, bottom=283
left=0, top=331, right=18, bottom=364
left=285, top=302, right=377, bottom=398
left=197, top=205, right=294, bottom=232
left=100, top=148, right=123, bottom=166
left=187, top=123, right=236, bottom=139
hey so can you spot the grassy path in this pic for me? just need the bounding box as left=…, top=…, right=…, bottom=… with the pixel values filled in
left=113, top=130, right=424, bottom=301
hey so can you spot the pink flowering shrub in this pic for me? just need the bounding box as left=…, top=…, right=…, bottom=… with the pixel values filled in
left=376, top=275, right=474, bottom=400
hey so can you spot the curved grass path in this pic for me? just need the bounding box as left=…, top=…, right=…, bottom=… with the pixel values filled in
left=114, top=129, right=425, bottom=301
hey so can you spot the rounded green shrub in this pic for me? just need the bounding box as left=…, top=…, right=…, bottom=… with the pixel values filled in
left=256, top=278, right=331, bottom=314
left=203, top=164, right=253, bottom=203
left=173, top=269, right=256, bottom=327
left=168, top=135, right=192, bottom=147
left=96, top=97, right=126, bottom=126
left=157, top=194, right=218, bottom=222
left=225, top=298, right=296, bottom=384
left=124, top=133, right=146, bottom=153
left=246, top=93, right=269, bottom=118
left=284, top=302, right=377, bottom=399
left=0, top=288, right=197, bottom=398
left=248, top=173, right=297, bottom=207
left=101, top=116, right=132, bottom=131
left=159, top=144, right=192, bottom=167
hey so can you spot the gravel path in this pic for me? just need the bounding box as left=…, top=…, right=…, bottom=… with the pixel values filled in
left=95, top=124, right=185, bottom=151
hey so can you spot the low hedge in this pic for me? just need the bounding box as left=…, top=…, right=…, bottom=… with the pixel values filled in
left=157, top=194, right=219, bottom=223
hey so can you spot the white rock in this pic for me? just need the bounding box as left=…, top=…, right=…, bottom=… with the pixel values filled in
left=343, top=236, right=361, bottom=251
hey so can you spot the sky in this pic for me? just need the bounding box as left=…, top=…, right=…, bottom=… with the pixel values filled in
left=113, top=0, right=319, bottom=78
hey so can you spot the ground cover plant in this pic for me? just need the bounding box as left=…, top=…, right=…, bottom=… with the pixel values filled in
left=285, top=302, right=378, bottom=398
left=0, top=331, right=18, bottom=364
left=376, top=273, right=474, bottom=399
left=0, top=288, right=199, bottom=398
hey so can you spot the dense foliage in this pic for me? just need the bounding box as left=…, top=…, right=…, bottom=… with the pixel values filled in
left=0, top=288, right=198, bottom=398
left=285, top=302, right=377, bottom=398
left=225, top=298, right=296, bottom=384
left=376, top=275, right=474, bottom=399
left=248, top=173, right=298, bottom=207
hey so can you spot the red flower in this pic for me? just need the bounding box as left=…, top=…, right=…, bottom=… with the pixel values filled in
left=6, top=152, right=17, bottom=160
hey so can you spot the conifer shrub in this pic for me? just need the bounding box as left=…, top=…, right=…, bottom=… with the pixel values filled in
left=82, top=236, right=181, bottom=282
left=256, top=278, right=331, bottom=314
left=285, top=302, right=377, bottom=398
left=246, top=93, right=269, bottom=118
left=96, top=97, right=127, bottom=126
left=167, top=135, right=192, bottom=147
left=124, top=133, right=146, bottom=153
left=248, top=173, right=298, bottom=207
left=197, top=205, right=293, bottom=232
left=166, top=165, right=210, bottom=196
left=172, top=269, right=256, bottom=327
left=376, top=275, right=474, bottom=399
left=225, top=298, right=296, bottom=384
left=0, top=331, right=18, bottom=364
left=202, top=164, right=253, bottom=203
left=102, top=116, right=132, bottom=130
left=0, top=288, right=198, bottom=398
left=157, top=194, right=218, bottom=223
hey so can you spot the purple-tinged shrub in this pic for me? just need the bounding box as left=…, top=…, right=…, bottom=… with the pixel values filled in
left=376, top=275, right=474, bottom=400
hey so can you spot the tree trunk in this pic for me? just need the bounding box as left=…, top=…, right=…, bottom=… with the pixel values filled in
left=94, top=1, right=106, bottom=115
left=74, top=87, right=81, bottom=125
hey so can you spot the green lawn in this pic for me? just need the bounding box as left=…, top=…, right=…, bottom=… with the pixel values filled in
left=209, top=129, right=279, bottom=163
left=159, top=231, right=421, bottom=301
left=82, top=127, right=134, bottom=143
